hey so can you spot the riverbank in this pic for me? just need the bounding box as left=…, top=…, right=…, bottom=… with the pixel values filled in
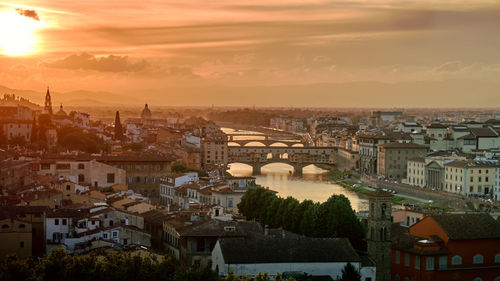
left=316, top=164, right=428, bottom=206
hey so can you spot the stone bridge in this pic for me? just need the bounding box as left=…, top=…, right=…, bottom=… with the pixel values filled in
left=227, top=133, right=306, bottom=147
left=228, top=146, right=337, bottom=176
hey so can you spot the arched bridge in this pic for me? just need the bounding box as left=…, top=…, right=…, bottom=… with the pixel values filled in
left=227, top=133, right=307, bottom=147
left=228, top=146, right=337, bottom=176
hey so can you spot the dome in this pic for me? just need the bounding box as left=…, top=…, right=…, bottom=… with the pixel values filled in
left=141, top=103, right=152, bottom=120
left=56, top=104, right=67, bottom=116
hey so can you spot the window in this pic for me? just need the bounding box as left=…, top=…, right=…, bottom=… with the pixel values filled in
left=415, top=256, right=420, bottom=269
left=228, top=198, right=233, bottom=208
left=404, top=253, right=410, bottom=267
left=66, top=185, right=71, bottom=191
left=396, top=250, right=401, bottom=264
left=439, top=256, right=447, bottom=269
left=395, top=274, right=400, bottom=281
left=19, top=224, right=25, bottom=229
left=426, top=257, right=434, bottom=270
left=1, top=224, right=8, bottom=229
left=56, top=163, right=70, bottom=170
left=78, top=163, right=85, bottom=169
left=473, top=254, right=484, bottom=264
left=495, top=253, right=500, bottom=263
left=78, top=174, right=85, bottom=183
left=112, top=231, right=117, bottom=238
left=451, top=255, right=462, bottom=265
left=62, top=219, right=67, bottom=225
left=103, top=233, right=108, bottom=239
left=20, top=241, right=24, bottom=248
left=55, top=219, right=59, bottom=225
left=107, top=173, right=115, bottom=183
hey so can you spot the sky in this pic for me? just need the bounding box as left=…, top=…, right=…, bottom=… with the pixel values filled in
left=1, top=0, right=500, bottom=107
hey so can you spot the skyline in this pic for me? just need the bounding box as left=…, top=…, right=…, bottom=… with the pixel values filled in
left=1, top=1, right=500, bottom=107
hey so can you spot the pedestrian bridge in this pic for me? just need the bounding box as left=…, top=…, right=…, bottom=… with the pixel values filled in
left=228, top=146, right=337, bottom=175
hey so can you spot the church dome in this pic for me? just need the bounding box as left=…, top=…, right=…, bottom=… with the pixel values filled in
left=141, top=103, right=152, bottom=120
left=56, top=104, right=67, bottom=116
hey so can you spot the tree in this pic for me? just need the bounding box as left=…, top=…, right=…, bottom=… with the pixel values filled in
left=338, top=262, right=361, bottom=281
left=31, top=117, right=38, bottom=143
left=171, top=162, right=189, bottom=173
left=9, top=135, right=27, bottom=146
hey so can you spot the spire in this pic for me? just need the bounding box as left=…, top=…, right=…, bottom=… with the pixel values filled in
left=44, top=87, right=53, bottom=115
left=114, top=111, right=123, bottom=141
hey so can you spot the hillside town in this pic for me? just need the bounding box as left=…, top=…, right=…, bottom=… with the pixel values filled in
left=1, top=89, right=500, bottom=281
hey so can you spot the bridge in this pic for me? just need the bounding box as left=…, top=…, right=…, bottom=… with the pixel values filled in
left=226, top=133, right=307, bottom=147
left=228, top=146, right=337, bottom=176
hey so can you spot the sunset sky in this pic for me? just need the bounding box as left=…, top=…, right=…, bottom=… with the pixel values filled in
left=1, top=0, right=500, bottom=107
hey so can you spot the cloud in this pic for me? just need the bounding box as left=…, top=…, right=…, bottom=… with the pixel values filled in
left=47, top=53, right=149, bottom=72
left=435, top=61, right=463, bottom=73
left=16, top=8, right=40, bottom=21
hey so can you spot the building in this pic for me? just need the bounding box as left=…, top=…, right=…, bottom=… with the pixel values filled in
left=377, top=142, right=428, bottom=181
left=406, top=158, right=426, bottom=187
left=391, top=213, right=500, bottom=281
left=391, top=209, right=426, bottom=227
left=159, top=172, right=199, bottom=206
left=0, top=211, right=32, bottom=258
left=212, top=237, right=376, bottom=280
left=0, top=206, right=49, bottom=257
left=366, top=190, right=393, bottom=281
left=38, top=157, right=126, bottom=188
left=358, top=134, right=395, bottom=176
left=201, top=125, right=228, bottom=171
left=97, top=152, right=175, bottom=197
left=444, top=159, right=500, bottom=199
left=1, top=119, right=33, bottom=142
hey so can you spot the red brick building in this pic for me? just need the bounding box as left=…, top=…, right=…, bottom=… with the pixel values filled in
left=391, top=213, right=500, bottom=281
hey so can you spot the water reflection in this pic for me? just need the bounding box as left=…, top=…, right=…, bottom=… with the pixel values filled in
left=223, top=127, right=367, bottom=211
left=227, top=163, right=368, bottom=211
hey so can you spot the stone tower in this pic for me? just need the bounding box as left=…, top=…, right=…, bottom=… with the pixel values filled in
left=367, top=189, right=393, bottom=281
left=44, top=87, right=53, bottom=115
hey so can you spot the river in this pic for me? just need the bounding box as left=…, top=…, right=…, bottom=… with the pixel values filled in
left=223, top=127, right=368, bottom=211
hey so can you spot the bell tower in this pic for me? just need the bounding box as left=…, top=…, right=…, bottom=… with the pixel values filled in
left=367, top=189, right=393, bottom=281
left=44, top=87, right=53, bottom=115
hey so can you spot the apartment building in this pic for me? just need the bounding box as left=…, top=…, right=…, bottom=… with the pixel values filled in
left=377, top=142, right=428, bottom=181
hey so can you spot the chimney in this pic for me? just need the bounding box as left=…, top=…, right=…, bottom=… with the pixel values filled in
left=264, top=225, right=269, bottom=236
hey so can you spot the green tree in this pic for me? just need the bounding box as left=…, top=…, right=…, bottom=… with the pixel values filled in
left=338, top=262, right=361, bottom=281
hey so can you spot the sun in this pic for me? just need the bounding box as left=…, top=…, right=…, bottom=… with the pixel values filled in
left=0, top=10, right=43, bottom=56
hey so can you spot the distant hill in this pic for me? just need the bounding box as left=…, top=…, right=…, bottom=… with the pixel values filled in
left=0, top=85, right=141, bottom=107
left=2, top=79, right=500, bottom=108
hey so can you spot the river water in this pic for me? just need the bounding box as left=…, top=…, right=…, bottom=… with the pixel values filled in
left=223, top=128, right=368, bottom=211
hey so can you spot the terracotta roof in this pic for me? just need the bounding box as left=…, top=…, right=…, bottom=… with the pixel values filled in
left=142, top=209, right=169, bottom=226
left=379, top=142, right=427, bottom=149
left=97, top=152, right=176, bottom=162
left=218, top=237, right=360, bottom=264
left=430, top=213, right=500, bottom=240
left=47, top=208, right=88, bottom=218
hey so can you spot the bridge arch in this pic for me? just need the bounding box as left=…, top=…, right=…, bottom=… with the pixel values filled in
left=243, top=141, right=266, bottom=147
left=291, top=143, right=304, bottom=147
left=228, top=142, right=241, bottom=147
left=269, top=142, right=289, bottom=147
left=227, top=162, right=253, bottom=176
